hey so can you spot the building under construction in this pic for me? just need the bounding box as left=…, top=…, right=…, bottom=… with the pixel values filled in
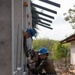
left=0, top=0, right=60, bottom=75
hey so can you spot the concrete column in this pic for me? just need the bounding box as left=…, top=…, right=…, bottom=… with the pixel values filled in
left=0, top=0, right=12, bottom=75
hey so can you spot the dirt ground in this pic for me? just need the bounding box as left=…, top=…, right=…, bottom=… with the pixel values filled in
left=54, top=60, right=75, bottom=75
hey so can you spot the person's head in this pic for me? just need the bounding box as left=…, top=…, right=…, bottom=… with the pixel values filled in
left=24, top=28, right=35, bottom=39
left=38, top=47, right=49, bottom=59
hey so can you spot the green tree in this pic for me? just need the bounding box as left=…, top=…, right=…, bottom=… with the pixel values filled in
left=53, top=43, right=70, bottom=60
left=32, top=38, right=58, bottom=50
left=32, top=39, right=70, bottom=60
left=64, top=5, right=75, bottom=31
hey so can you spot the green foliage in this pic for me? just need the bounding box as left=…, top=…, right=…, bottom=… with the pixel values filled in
left=32, top=38, right=58, bottom=50
left=32, top=39, right=70, bottom=60
left=53, top=43, right=70, bottom=60
left=64, top=5, right=75, bottom=31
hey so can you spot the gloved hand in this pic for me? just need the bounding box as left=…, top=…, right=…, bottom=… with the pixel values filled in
left=27, top=64, right=30, bottom=69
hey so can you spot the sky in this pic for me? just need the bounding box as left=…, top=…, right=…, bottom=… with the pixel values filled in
left=32, top=0, right=75, bottom=41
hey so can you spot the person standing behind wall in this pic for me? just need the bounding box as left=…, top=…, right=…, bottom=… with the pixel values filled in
left=23, top=28, right=35, bottom=74
left=23, top=28, right=35, bottom=57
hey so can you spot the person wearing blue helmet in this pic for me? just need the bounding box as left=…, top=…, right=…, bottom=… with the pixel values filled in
left=24, top=28, right=35, bottom=39
left=23, top=28, right=35, bottom=57
left=30, top=47, right=57, bottom=75
left=23, top=28, right=35, bottom=73
left=38, top=47, right=49, bottom=56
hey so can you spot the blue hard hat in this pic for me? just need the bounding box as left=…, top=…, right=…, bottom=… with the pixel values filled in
left=27, top=28, right=35, bottom=38
left=38, top=47, right=49, bottom=55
